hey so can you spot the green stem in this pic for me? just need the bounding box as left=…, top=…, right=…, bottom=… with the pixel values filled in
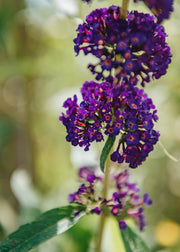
left=95, top=152, right=112, bottom=252
left=102, top=153, right=111, bottom=199
left=95, top=213, right=106, bottom=252
left=121, top=0, right=130, bottom=19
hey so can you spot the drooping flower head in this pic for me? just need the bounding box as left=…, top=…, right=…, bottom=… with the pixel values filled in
left=134, top=0, right=174, bottom=24
left=60, top=80, right=159, bottom=168
left=74, top=6, right=172, bottom=86
left=69, top=167, right=152, bottom=231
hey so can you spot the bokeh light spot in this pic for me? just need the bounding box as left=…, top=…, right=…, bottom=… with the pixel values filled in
left=155, top=220, right=180, bottom=247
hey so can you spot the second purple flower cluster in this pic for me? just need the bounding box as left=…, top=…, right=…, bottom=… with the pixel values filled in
left=60, top=79, right=159, bottom=168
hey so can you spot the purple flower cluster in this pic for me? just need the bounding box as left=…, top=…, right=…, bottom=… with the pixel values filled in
left=69, top=167, right=152, bottom=231
left=134, top=0, right=174, bottom=24
left=74, top=6, right=172, bottom=86
left=60, top=80, right=159, bottom=168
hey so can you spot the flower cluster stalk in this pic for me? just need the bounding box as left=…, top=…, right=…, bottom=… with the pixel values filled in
left=95, top=149, right=112, bottom=252
left=121, top=0, right=130, bottom=19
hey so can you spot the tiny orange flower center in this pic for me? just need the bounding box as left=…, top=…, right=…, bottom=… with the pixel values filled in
left=127, top=62, right=133, bottom=69
left=132, top=104, right=137, bottom=108
left=104, top=59, right=111, bottom=66
left=133, top=37, right=138, bottom=43
left=98, top=39, right=104, bottom=45
left=124, top=52, right=131, bottom=59
left=119, top=41, right=126, bottom=47
left=108, top=128, right=113, bottom=133
left=129, top=136, right=134, bottom=141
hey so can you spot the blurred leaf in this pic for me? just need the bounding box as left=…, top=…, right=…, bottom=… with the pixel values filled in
left=0, top=223, right=6, bottom=241
left=0, top=2, right=10, bottom=51
left=100, top=136, right=116, bottom=172
left=0, top=205, right=85, bottom=252
left=0, top=117, right=14, bottom=150
left=0, top=32, right=6, bottom=52
left=120, top=226, right=150, bottom=252
left=0, top=1, right=24, bottom=51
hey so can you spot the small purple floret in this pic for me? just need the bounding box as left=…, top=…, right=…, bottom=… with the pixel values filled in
left=119, top=220, right=127, bottom=229
left=143, top=193, right=152, bottom=206
left=91, top=207, right=102, bottom=215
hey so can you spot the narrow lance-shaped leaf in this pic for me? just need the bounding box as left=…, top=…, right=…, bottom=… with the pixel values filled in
left=100, top=136, right=116, bottom=172
left=120, top=225, right=150, bottom=252
left=0, top=205, right=85, bottom=252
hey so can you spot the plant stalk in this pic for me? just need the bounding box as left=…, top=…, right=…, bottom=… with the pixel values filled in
left=95, top=151, right=112, bottom=252
left=121, top=0, right=130, bottom=19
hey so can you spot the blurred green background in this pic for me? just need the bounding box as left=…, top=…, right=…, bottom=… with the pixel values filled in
left=0, top=0, right=180, bottom=251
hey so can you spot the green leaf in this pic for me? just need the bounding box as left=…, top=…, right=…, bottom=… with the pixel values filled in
left=100, top=136, right=116, bottom=172
left=0, top=205, right=85, bottom=252
left=121, top=226, right=150, bottom=252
